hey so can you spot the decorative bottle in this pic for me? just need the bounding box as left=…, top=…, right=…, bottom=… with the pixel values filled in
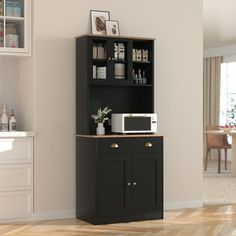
left=1, top=105, right=8, bottom=131
left=138, top=69, right=142, bottom=84
left=9, top=109, right=16, bottom=131
left=143, top=70, right=147, bottom=84
left=114, top=43, right=118, bottom=60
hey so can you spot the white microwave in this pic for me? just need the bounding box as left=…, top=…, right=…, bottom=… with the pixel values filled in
left=111, top=113, right=157, bottom=134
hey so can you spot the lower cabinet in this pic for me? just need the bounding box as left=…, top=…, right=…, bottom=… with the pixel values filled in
left=76, top=135, right=163, bottom=224
left=0, top=191, right=33, bottom=219
left=0, top=136, right=34, bottom=220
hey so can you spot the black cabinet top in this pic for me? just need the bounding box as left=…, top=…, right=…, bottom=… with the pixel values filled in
left=76, top=34, right=155, bottom=41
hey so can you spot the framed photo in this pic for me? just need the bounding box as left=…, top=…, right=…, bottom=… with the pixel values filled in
left=90, top=10, right=110, bottom=35
left=105, top=20, right=120, bottom=36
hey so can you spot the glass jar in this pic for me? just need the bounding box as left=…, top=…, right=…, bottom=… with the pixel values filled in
left=13, top=0, right=21, bottom=17
left=6, top=23, right=17, bottom=34
left=0, top=22, right=3, bottom=47
left=0, top=0, right=4, bottom=16
left=6, top=0, right=14, bottom=16
left=6, top=23, right=19, bottom=48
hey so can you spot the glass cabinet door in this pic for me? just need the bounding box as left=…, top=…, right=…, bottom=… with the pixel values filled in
left=0, top=0, right=31, bottom=56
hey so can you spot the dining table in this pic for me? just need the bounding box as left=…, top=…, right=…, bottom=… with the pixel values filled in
left=206, top=130, right=236, bottom=176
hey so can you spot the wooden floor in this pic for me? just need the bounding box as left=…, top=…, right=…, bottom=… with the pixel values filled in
left=1, top=205, right=236, bottom=236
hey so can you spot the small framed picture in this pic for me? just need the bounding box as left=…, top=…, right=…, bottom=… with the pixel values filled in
left=90, top=10, right=110, bottom=35
left=105, top=20, right=120, bottom=36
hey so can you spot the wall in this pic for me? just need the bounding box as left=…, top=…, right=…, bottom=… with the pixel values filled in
left=0, top=58, right=21, bottom=127
left=19, top=0, right=203, bottom=218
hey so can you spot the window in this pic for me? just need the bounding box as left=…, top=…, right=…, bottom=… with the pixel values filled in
left=220, top=62, right=236, bottom=125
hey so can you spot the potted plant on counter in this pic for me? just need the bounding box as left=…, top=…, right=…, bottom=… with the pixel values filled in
left=92, top=107, right=112, bottom=135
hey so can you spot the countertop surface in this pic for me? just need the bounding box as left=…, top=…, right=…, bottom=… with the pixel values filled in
left=0, top=131, right=35, bottom=138
left=205, top=130, right=236, bottom=134
left=76, top=134, right=163, bottom=138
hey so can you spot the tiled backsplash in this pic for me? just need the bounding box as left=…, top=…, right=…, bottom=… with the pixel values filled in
left=0, top=58, right=19, bottom=123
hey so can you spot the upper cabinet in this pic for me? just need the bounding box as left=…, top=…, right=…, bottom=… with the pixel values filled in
left=76, top=35, right=155, bottom=134
left=0, top=0, right=31, bottom=56
left=87, top=35, right=154, bottom=86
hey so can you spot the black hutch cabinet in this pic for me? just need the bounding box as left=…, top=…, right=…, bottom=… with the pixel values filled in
left=76, top=35, right=163, bottom=224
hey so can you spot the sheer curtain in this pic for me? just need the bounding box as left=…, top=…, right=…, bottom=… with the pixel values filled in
left=203, top=56, right=222, bottom=158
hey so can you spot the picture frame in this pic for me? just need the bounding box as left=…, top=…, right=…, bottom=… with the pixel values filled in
left=90, top=10, right=110, bottom=35
left=105, top=20, right=120, bottom=36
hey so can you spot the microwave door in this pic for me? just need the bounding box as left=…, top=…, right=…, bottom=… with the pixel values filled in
left=124, top=117, right=151, bottom=131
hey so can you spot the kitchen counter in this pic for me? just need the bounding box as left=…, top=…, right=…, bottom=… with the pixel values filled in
left=0, top=131, right=34, bottom=220
left=0, top=131, right=35, bottom=138
left=76, top=134, right=163, bottom=138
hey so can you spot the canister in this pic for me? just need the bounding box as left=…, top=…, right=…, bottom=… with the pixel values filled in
left=0, top=22, right=3, bottom=47
left=0, top=0, right=4, bottom=16
left=6, top=0, right=14, bottom=16
left=13, top=0, right=21, bottom=17
left=6, top=23, right=19, bottom=48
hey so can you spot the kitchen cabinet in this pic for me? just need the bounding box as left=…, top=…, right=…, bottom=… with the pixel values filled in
left=0, top=0, right=31, bottom=56
left=76, top=35, right=154, bottom=135
left=76, top=35, right=163, bottom=224
left=0, top=132, right=34, bottom=220
left=76, top=135, right=163, bottom=224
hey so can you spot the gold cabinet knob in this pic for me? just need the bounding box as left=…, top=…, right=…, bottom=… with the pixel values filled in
left=111, top=143, right=119, bottom=149
left=127, top=182, right=131, bottom=186
left=145, top=142, right=152, bottom=148
left=133, top=182, right=137, bottom=186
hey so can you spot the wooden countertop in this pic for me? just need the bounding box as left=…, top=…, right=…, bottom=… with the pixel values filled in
left=76, top=34, right=155, bottom=41
left=0, top=131, right=35, bottom=138
left=205, top=130, right=236, bottom=134
left=76, top=134, right=163, bottom=138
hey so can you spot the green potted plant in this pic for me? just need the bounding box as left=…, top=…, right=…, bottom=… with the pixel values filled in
left=92, top=107, right=112, bottom=135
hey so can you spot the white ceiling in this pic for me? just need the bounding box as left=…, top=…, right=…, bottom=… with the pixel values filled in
left=204, top=0, right=236, bottom=49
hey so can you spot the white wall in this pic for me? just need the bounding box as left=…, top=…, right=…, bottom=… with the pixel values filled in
left=0, top=58, right=21, bottom=126
left=19, top=0, right=203, bottom=218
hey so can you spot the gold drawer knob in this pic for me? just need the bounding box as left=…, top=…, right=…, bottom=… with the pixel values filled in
left=127, top=182, right=131, bottom=186
left=133, top=182, right=137, bottom=186
left=111, top=143, right=119, bottom=149
left=145, top=142, right=152, bottom=148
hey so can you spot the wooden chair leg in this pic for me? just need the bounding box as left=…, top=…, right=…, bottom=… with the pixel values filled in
left=205, top=148, right=210, bottom=171
left=218, top=149, right=221, bottom=173
left=225, top=148, right=227, bottom=170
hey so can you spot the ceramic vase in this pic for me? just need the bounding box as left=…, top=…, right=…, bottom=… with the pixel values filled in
left=96, top=122, right=105, bottom=135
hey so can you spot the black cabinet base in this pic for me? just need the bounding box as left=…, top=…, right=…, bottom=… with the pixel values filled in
left=76, top=136, right=164, bottom=225
left=77, top=212, right=163, bottom=225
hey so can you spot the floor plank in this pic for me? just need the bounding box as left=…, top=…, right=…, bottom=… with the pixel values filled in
left=1, top=205, right=236, bottom=236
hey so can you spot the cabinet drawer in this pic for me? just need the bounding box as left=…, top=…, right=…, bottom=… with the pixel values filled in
left=0, top=164, right=33, bottom=191
left=130, top=137, right=163, bottom=154
left=97, top=137, right=163, bottom=155
left=0, top=138, right=33, bottom=164
left=0, top=191, right=33, bottom=219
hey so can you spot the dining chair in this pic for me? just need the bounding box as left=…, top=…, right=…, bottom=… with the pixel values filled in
left=205, top=125, right=232, bottom=173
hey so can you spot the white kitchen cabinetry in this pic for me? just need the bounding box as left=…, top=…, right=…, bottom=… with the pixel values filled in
left=0, top=0, right=31, bottom=56
left=0, top=132, right=34, bottom=220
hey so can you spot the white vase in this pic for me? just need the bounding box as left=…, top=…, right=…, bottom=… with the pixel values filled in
left=96, top=123, right=105, bottom=135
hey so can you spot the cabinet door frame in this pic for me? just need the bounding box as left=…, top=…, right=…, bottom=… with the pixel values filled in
left=128, top=153, right=163, bottom=215
left=0, top=0, right=31, bottom=56
left=96, top=154, right=129, bottom=218
left=89, top=36, right=133, bottom=85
